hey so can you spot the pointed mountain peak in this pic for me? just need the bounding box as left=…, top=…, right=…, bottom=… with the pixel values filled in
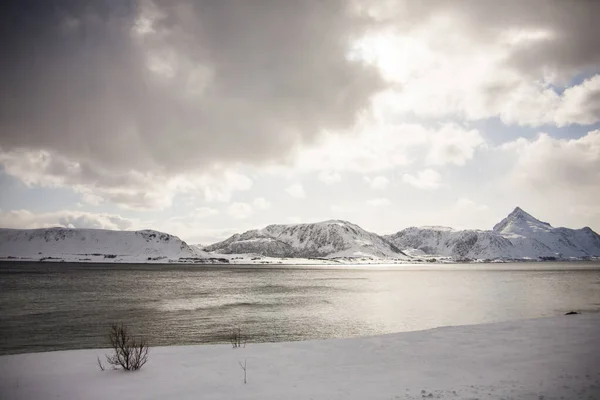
left=493, top=207, right=552, bottom=234
left=507, top=206, right=533, bottom=219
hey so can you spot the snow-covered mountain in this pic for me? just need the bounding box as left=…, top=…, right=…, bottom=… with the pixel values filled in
left=385, top=207, right=600, bottom=260
left=0, top=227, right=223, bottom=263
left=1, top=207, right=598, bottom=264
left=385, top=226, right=516, bottom=260
left=492, top=207, right=600, bottom=258
left=204, top=220, right=409, bottom=259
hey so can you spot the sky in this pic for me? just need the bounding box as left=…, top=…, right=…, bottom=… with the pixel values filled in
left=1, top=0, right=600, bottom=245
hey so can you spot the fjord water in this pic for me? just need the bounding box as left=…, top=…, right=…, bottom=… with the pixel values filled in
left=1, top=262, right=599, bottom=355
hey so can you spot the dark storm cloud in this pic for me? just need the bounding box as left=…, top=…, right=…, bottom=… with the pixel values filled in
left=0, top=0, right=382, bottom=174
left=1, top=0, right=600, bottom=180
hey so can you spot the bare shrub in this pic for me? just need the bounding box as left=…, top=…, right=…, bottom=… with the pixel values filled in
left=229, top=327, right=246, bottom=348
left=105, top=323, right=149, bottom=371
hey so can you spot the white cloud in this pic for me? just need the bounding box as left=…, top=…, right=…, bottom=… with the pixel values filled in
left=366, top=197, right=391, bottom=207
left=555, top=75, right=600, bottom=127
left=402, top=169, right=442, bottom=190
left=226, top=202, right=254, bottom=219
left=456, top=197, right=489, bottom=211
left=0, top=209, right=135, bottom=230
left=318, top=170, right=342, bottom=184
left=196, top=171, right=254, bottom=203
left=286, top=183, right=306, bottom=198
left=253, top=197, right=271, bottom=210
left=0, top=149, right=253, bottom=210
left=191, top=207, right=219, bottom=218
left=364, top=175, right=390, bottom=190
left=425, top=125, right=485, bottom=166
left=503, top=130, right=600, bottom=198
left=351, top=12, right=600, bottom=127
left=289, top=121, right=484, bottom=175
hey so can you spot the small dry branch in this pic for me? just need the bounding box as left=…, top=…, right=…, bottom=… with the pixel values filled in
left=97, top=356, right=105, bottom=371
left=238, top=359, right=247, bottom=384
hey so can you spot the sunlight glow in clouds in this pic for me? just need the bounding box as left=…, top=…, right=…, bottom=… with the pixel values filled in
left=1, top=0, right=600, bottom=243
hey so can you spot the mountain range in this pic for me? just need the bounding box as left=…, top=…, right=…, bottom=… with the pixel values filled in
left=1, top=207, right=599, bottom=263
left=0, top=228, right=223, bottom=263
left=385, top=207, right=600, bottom=261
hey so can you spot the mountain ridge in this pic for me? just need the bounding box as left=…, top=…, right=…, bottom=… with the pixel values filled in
left=1, top=207, right=599, bottom=263
left=0, top=227, right=223, bottom=263
left=205, top=219, right=409, bottom=259
left=386, top=207, right=600, bottom=260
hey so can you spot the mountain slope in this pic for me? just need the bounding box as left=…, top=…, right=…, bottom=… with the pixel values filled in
left=0, top=228, right=203, bottom=262
left=385, top=227, right=521, bottom=260
left=205, top=220, right=409, bottom=259
left=386, top=207, right=600, bottom=260
left=492, top=207, right=600, bottom=258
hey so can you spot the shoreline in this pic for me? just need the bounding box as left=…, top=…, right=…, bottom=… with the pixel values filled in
left=1, top=257, right=599, bottom=266
left=2, top=314, right=599, bottom=399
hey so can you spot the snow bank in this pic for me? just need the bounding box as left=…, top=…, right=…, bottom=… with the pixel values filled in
left=1, top=314, right=599, bottom=399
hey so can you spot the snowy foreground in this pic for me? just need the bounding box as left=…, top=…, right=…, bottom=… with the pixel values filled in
left=1, top=315, right=599, bottom=399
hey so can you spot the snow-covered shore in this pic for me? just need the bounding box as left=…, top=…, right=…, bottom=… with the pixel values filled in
left=1, top=314, right=599, bottom=399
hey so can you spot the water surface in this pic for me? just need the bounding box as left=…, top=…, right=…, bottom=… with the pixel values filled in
left=1, top=261, right=599, bottom=355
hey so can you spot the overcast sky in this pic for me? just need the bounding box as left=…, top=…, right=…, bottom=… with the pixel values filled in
left=1, top=0, right=599, bottom=244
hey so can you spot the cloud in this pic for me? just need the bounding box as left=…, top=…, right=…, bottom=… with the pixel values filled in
left=402, top=169, right=442, bottom=190
left=2, top=0, right=600, bottom=235
left=425, top=125, right=484, bottom=166
left=0, top=0, right=382, bottom=178
left=554, top=75, right=600, bottom=127
left=351, top=1, right=600, bottom=127
left=318, top=171, right=342, bottom=184
left=0, top=209, right=135, bottom=230
left=253, top=197, right=271, bottom=210
left=456, top=197, right=489, bottom=211
left=0, top=149, right=253, bottom=209
left=366, top=197, right=391, bottom=207
left=226, top=202, right=254, bottom=219
left=286, top=183, right=306, bottom=198
left=503, top=130, right=600, bottom=199
left=364, top=175, right=389, bottom=190
left=190, top=207, right=219, bottom=219
left=290, top=122, right=484, bottom=174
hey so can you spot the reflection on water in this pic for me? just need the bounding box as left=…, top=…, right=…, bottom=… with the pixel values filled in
left=1, top=261, right=599, bottom=355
